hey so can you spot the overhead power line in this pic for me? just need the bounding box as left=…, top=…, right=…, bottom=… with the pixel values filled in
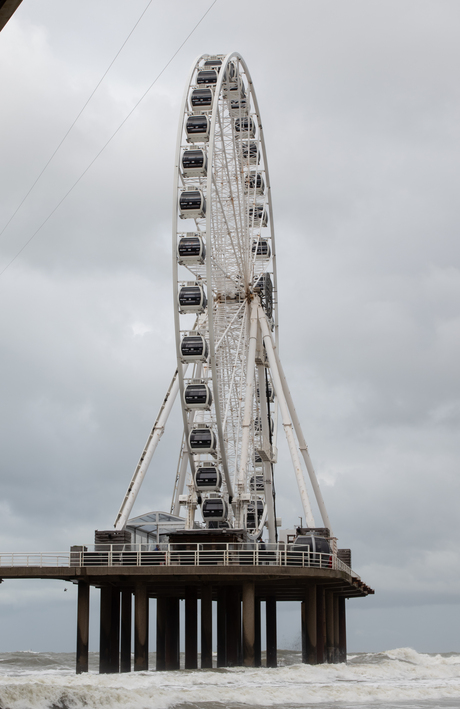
left=0, top=0, right=154, bottom=241
left=0, top=0, right=219, bottom=279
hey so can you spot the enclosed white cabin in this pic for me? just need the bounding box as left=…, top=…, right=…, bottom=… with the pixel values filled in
left=180, top=333, right=209, bottom=362
left=251, top=238, right=271, bottom=259
left=184, top=381, right=213, bottom=410
left=185, top=115, right=210, bottom=143
left=189, top=425, right=217, bottom=454
left=196, top=69, right=218, bottom=86
left=179, top=189, right=206, bottom=219
left=195, top=464, right=222, bottom=491
left=181, top=149, right=207, bottom=178
left=202, top=497, right=228, bottom=522
left=190, top=88, right=213, bottom=113
left=248, top=205, right=268, bottom=227
left=178, top=283, right=207, bottom=314
left=234, top=117, right=256, bottom=138
left=245, top=171, right=265, bottom=195
left=177, top=233, right=206, bottom=265
left=241, top=141, right=260, bottom=165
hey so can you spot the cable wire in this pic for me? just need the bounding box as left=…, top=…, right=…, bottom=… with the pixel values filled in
left=0, top=0, right=154, bottom=241
left=0, top=0, right=219, bottom=278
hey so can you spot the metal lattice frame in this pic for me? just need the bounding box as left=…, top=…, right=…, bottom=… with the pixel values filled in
left=171, top=53, right=278, bottom=538
left=114, top=53, right=332, bottom=544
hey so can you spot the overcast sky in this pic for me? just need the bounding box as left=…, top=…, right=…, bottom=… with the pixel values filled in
left=0, top=0, right=459, bottom=654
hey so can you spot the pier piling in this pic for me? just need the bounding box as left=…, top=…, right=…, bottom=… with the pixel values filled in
left=226, top=587, right=240, bottom=667
left=316, top=587, right=326, bottom=663
left=120, top=589, right=132, bottom=672
left=217, top=586, right=227, bottom=667
left=76, top=581, right=89, bottom=674
left=156, top=596, right=166, bottom=670
left=254, top=597, right=261, bottom=667
left=338, top=596, right=347, bottom=662
left=326, top=591, right=335, bottom=663
left=200, top=585, right=213, bottom=668
left=185, top=587, right=198, bottom=669
left=165, top=597, right=180, bottom=670
left=134, top=584, right=149, bottom=671
left=99, top=586, right=119, bottom=673
left=266, top=596, right=277, bottom=668
left=301, top=585, right=317, bottom=664
left=242, top=582, right=255, bottom=666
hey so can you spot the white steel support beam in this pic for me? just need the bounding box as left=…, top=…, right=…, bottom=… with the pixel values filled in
left=114, top=365, right=188, bottom=530
left=172, top=440, right=190, bottom=517
left=271, top=348, right=333, bottom=534
left=257, top=362, right=276, bottom=543
left=235, top=300, right=259, bottom=526
left=257, top=306, right=315, bottom=527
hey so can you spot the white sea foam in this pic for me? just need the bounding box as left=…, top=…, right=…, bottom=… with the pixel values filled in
left=0, top=649, right=459, bottom=709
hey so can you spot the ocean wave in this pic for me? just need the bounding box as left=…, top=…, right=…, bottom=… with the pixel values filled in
left=0, top=649, right=458, bottom=709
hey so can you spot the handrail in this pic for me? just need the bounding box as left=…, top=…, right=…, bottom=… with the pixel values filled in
left=0, top=543, right=353, bottom=574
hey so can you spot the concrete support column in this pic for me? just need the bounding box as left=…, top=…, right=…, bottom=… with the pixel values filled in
left=236, top=590, right=242, bottom=666
left=266, top=596, right=277, bottom=668
left=226, top=587, right=241, bottom=667
left=316, top=586, right=326, bottom=664
left=254, top=597, right=262, bottom=668
left=134, top=584, right=149, bottom=671
left=217, top=586, right=227, bottom=667
left=200, top=585, right=213, bottom=669
left=242, top=582, right=255, bottom=667
left=325, top=592, right=335, bottom=663
left=100, top=586, right=119, bottom=674
left=301, top=585, right=317, bottom=664
left=76, top=581, right=89, bottom=674
left=120, top=590, right=132, bottom=673
left=156, top=597, right=166, bottom=671
left=185, top=587, right=198, bottom=670
left=338, top=596, right=347, bottom=663
left=165, top=597, right=180, bottom=670
left=110, top=588, right=120, bottom=672
left=333, top=595, right=340, bottom=663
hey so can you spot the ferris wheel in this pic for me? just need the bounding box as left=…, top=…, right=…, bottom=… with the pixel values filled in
left=114, top=53, right=332, bottom=543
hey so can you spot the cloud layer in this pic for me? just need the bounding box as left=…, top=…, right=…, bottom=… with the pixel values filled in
left=0, top=0, right=459, bottom=652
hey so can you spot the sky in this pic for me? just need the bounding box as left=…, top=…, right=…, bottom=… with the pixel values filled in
left=0, top=0, right=459, bottom=654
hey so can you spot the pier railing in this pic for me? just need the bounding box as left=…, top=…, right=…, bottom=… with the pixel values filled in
left=0, top=543, right=353, bottom=574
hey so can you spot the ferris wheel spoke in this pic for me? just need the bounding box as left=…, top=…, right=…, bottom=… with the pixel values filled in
left=214, top=300, right=246, bottom=351
left=210, top=173, right=245, bottom=277
left=215, top=106, right=246, bottom=258
left=221, top=302, right=248, bottom=432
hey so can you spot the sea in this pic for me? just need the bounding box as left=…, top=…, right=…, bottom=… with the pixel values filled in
left=0, top=648, right=459, bottom=709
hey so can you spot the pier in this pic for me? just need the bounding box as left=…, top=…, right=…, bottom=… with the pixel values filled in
left=0, top=537, right=373, bottom=673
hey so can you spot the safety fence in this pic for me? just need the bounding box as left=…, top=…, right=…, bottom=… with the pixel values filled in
left=0, top=543, right=352, bottom=574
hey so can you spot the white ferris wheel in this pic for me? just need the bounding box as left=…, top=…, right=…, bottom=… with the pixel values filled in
left=114, top=52, right=332, bottom=543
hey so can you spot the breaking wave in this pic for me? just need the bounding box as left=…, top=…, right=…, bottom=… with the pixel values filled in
left=0, top=648, right=459, bottom=709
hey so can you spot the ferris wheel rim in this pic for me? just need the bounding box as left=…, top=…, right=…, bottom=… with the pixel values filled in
left=172, top=52, right=278, bottom=533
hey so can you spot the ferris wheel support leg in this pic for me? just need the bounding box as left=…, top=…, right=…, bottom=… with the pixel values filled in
left=172, top=443, right=190, bottom=517
left=268, top=334, right=333, bottom=535
left=256, top=362, right=277, bottom=543
left=258, top=307, right=315, bottom=528
left=235, top=300, right=259, bottom=527
left=114, top=366, right=187, bottom=530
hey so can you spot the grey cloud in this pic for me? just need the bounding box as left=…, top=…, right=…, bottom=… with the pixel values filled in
left=0, top=0, right=459, bottom=651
